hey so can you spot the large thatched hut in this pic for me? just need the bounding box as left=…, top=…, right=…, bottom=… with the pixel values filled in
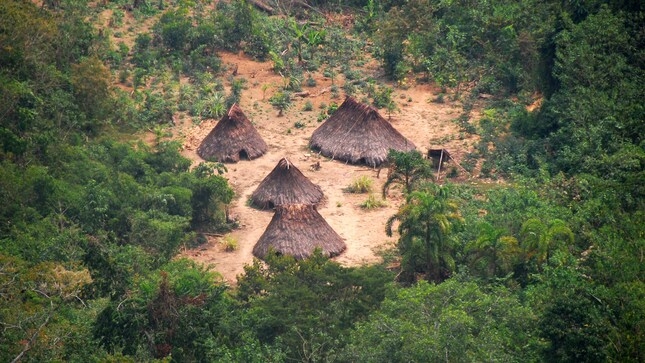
left=250, top=158, right=324, bottom=209
left=309, top=97, right=416, bottom=167
left=197, top=104, right=267, bottom=163
left=253, top=204, right=346, bottom=260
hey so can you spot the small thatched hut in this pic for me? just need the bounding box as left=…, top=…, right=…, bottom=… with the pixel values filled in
left=250, top=158, right=324, bottom=209
left=309, top=97, right=416, bottom=167
left=197, top=104, right=267, bottom=163
left=253, top=204, right=346, bottom=260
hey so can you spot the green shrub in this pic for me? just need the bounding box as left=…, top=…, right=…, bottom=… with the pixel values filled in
left=331, top=85, right=340, bottom=99
left=269, top=91, right=292, bottom=116
left=285, top=75, right=303, bottom=92
left=302, top=101, right=313, bottom=111
left=343, top=82, right=357, bottom=96
left=342, top=66, right=361, bottom=81
left=372, top=86, right=394, bottom=109
left=306, top=75, right=317, bottom=87
left=317, top=111, right=327, bottom=122
left=118, top=68, right=130, bottom=84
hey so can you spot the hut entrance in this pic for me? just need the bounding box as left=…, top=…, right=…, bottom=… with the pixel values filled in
left=239, top=149, right=249, bottom=160
left=428, top=148, right=451, bottom=169
left=428, top=148, right=452, bottom=180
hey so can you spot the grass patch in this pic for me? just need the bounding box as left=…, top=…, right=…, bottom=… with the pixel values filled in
left=220, top=234, right=238, bottom=252
left=360, top=194, right=388, bottom=210
left=344, top=176, right=373, bottom=193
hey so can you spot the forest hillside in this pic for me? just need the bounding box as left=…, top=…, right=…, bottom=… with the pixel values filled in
left=0, top=0, right=643, bottom=361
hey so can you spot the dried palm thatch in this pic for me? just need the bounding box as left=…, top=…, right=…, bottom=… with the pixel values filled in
left=309, top=96, right=416, bottom=167
left=250, top=158, right=324, bottom=209
left=253, top=204, right=346, bottom=260
left=197, top=104, right=268, bottom=163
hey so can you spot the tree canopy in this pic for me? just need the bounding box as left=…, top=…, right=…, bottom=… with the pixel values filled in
left=0, top=0, right=642, bottom=361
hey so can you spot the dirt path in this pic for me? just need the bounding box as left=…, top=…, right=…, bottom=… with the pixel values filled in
left=168, top=52, right=477, bottom=284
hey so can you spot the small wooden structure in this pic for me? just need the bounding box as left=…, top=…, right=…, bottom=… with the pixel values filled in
left=428, top=148, right=452, bottom=179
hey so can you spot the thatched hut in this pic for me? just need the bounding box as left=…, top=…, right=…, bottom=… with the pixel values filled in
left=197, top=104, right=268, bottom=163
left=309, top=97, right=416, bottom=167
left=250, top=158, right=324, bottom=209
left=253, top=204, right=346, bottom=260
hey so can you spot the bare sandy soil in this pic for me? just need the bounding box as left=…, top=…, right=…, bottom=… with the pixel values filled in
left=162, top=52, right=478, bottom=284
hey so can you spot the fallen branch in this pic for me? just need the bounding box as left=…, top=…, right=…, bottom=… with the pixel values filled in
left=314, top=87, right=332, bottom=97
left=202, top=233, right=224, bottom=237
left=249, top=0, right=274, bottom=14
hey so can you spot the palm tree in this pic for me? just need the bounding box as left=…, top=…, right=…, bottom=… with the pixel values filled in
left=382, top=150, right=433, bottom=199
left=386, top=184, right=462, bottom=283
left=466, top=222, right=519, bottom=278
left=519, top=218, right=574, bottom=270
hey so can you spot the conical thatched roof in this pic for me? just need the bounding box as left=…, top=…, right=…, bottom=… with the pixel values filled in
left=250, top=158, right=324, bottom=209
left=253, top=204, right=346, bottom=260
left=197, top=104, right=268, bottom=163
left=309, top=97, right=416, bottom=167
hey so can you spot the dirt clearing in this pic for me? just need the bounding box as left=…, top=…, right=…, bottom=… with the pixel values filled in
left=166, top=52, right=477, bottom=284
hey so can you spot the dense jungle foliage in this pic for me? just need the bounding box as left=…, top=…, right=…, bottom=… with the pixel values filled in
left=0, top=0, right=643, bottom=361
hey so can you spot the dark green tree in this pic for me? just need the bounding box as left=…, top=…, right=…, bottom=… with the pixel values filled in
left=519, top=218, right=574, bottom=269
left=187, top=162, right=233, bottom=228
left=94, top=259, right=234, bottom=361
left=466, top=222, right=519, bottom=279
left=386, top=184, right=463, bottom=283
left=381, top=149, right=433, bottom=199
left=236, top=251, right=393, bottom=362
left=344, top=276, right=541, bottom=362
left=528, top=263, right=613, bottom=363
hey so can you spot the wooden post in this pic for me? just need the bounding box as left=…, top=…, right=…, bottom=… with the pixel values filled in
left=436, top=149, right=444, bottom=181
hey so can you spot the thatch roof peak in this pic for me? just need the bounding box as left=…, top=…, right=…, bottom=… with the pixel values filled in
left=197, top=103, right=267, bottom=163
left=309, top=96, right=416, bottom=167
left=277, top=157, right=292, bottom=169
left=342, top=95, right=378, bottom=114
left=253, top=204, right=346, bottom=260
left=250, top=158, right=324, bottom=209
